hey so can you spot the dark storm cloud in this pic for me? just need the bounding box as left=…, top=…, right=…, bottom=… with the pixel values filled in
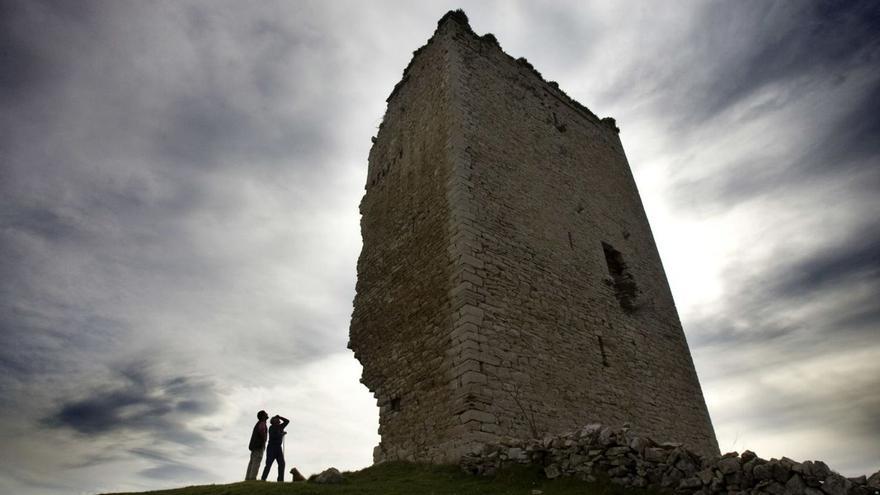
left=0, top=2, right=372, bottom=489
left=0, top=0, right=75, bottom=98
left=44, top=363, right=219, bottom=446
left=775, top=230, right=880, bottom=299
left=670, top=85, right=880, bottom=209
left=688, top=228, right=880, bottom=350
left=692, top=1, right=880, bottom=123
left=604, top=1, right=880, bottom=130
left=0, top=206, right=87, bottom=243
left=0, top=306, right=122, bottom=380
left=809, top=78, right=880, bottom=174
left=0, top=0, right=356, bottom=374
left=656, top=1, right=880, bottom=209
left=1, top=0, right=348, bottom=200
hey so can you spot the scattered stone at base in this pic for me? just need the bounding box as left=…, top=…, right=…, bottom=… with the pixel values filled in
left=459, top=423, right=880, bottom=495
left=786, top=473, right=807, bottom=495
left=508, top=447, right=526, bottom=461
left=311, top=467, right=345, bottom=484
left=717, top=456, right=741, bottom=475
left=680, top=477, right=703, bottom=489
left=868, top=472, right=880, bottom=490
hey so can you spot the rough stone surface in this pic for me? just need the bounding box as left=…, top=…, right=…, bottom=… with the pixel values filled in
left=311, top=467, right=345, bottom=484
left=460, top=424, right=880, bottom=495
left=718, top=456, right=741, bottom=475
left=869, top=472, right=880, bottom=490
left=350, top=8, right=717, bottom=463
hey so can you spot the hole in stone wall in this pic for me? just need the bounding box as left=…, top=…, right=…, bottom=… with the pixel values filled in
left=602, top=242, right=639, bottom=313
left=390, top=397, right=401, bottom=412
left=552, top=112, right=567, bottom=133
left=598, top=336, right=610, bottom=367
left=568, top=232, right=574, bottom=249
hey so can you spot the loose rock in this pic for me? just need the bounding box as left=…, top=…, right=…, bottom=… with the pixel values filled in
left=311, top=467, right=345, bottom=484
left=459, top=423, right=879, bottom=495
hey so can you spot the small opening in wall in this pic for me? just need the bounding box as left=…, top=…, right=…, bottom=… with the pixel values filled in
left=598, top=336, right=610, bottom=367
left=568, top=232, right=574, bottom=249
left=390, top=397, right=401, bottom=412
left=602, top=242, right=638, bottom=313
left=552, top=112, right=567, bottom=133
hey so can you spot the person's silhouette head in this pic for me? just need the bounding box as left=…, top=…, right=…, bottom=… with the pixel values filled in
left=257, top=410, right=268, bottom=421
left=270, top=415, right=281, bottom=425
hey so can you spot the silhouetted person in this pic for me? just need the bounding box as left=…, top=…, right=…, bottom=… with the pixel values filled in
left=245, top=410, right=268, bottom=480
left=261, top=414, right=289, bottom=482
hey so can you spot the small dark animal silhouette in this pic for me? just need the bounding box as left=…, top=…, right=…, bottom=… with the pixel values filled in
left=289, top=467, right=306, bottom=482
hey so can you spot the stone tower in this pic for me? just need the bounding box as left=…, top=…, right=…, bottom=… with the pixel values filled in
left=349, top=10, right=719, bottom=463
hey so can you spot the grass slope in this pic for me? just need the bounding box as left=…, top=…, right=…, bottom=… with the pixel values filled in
left=105, top=462, right=654, bottom=495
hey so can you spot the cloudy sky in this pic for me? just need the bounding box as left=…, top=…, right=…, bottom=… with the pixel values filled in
left=1, top=1, right=878, bottom=493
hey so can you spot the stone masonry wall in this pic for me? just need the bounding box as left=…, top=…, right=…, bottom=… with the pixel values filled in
left=442, top=13, right=719, bottom=456
left=349, top=19, right=460, bottom=463
left=350, top=10, right=719, bottom=464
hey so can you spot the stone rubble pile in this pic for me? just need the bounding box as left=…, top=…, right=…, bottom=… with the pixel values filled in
left=461, top=424, right=880, bottom=495
left=309, top=467, right=346, bottom=484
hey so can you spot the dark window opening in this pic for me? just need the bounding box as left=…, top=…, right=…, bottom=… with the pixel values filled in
left=568, top=232, right=574, bottom=249
left=552, top=112, right=567, bottom=133
left=390, top=397, right=401, bottom=412
left=602, top=242, right=639, bottom=313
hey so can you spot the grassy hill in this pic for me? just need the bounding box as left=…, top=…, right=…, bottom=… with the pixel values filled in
left=104, top=461, right=652, bottom=495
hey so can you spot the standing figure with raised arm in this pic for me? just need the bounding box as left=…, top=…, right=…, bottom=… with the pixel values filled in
left=245, top=410, right=268, bottom=480
left=261, top=414, right=290, bottom=482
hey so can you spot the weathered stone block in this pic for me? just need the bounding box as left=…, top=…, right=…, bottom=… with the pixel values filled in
left=755, top=463, right=775, bottom=481
left=662, top=468, right=685, bottom=488
left=459, top=409, right=497, bottom=424
left=645, top=447, right=669, bottom=463
left=680, top=477, right=703, bottom=490
left=718, top=456, right=742, bottom=475
left=822, top=474, right=851, bottom=495
left=785, top=474, right=807, bottom=495
left=460, top=370, right=488, bottom=386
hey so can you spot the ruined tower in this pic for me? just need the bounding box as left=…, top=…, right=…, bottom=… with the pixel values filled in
left=349, top=10, right=719, bottom=462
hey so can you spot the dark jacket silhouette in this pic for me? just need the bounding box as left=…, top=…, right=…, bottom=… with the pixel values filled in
left=245, top=410, right=269, bottom=480
left=261, top=415, right=289, bottom=482
left=249, top=419, right=268, bottom=451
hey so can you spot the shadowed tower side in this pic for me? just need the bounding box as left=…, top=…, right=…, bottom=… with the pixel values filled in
left=348, top=14, right=467, bottom=463
left=350, top=10, right=719, bottom=463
